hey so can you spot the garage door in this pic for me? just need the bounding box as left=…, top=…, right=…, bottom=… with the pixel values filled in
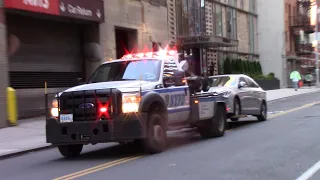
left=7, top=14, right=84, bottom=118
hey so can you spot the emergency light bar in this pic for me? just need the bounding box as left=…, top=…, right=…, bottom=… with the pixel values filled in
left=121, top=50, right=178, bottom=60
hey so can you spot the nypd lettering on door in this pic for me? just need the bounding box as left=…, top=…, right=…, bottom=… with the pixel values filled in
left=164, top=93, right=186, bottom=107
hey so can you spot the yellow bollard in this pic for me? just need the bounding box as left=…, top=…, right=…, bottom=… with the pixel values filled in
left=7, top=87, right=18, bottom=126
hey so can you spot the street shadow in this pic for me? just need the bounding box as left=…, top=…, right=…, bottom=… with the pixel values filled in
left=52, top=118, right=262, bottom=162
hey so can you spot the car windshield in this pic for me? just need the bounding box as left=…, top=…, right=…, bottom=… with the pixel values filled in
left=210, top=76, right=237, bottom=87
left=88, top=59, right=161, bottom=83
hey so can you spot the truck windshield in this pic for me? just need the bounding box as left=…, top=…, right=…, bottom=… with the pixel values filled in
left=88, top=59, right=161, bottom=83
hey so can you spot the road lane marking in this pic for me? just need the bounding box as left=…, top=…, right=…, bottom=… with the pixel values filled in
left=296, top=160, right=320, bottom=180
left=53, top=101, right=320, bottom=179
left=53, top=155, right=143, bottom=180
left=268, top=101, right=320, bottom=119
left=226, top=101, right=320, bottom=132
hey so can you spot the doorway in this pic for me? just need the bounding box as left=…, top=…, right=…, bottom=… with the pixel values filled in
left=115, top=27, right=138, bottom=59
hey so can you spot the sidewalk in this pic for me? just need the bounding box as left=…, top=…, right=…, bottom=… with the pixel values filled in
left=0, top=87, right=319, bottom=158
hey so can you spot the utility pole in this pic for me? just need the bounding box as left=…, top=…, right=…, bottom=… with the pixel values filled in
left=316, top=5, right=320, bottom=87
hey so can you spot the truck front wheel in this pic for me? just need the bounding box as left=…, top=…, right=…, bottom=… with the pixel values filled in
left=58, top=144, right=83, bottom=158
left=198, top=104, right=226, bottom=138
left=143, top=112, right=167, bottom=154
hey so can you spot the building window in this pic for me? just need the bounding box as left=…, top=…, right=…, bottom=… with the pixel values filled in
left=226, top=7, right=237, bottom=39
left=229, top=0, right=237, bottom=7
left=177, top=0, right=206, bottom=36
left=232, top=9, right=237, bottom=39
left=215, top=4, right=222, bottom=36
left=248, top=15, right=255, bottom=53
left=176, top=0, right=182, bottom=36
left=249, top=0, right=256, bottom=13
left=240, top=0, right=244, bottom=9
left=226, top=7, right=231, bottom=38
left=181, top=0, right=189, bottom=36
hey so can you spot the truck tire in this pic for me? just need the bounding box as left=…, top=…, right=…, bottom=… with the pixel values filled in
left=58, top=144, right=83, bottom=158
left=198, top=104, right=226, bottom=138
left=142, top=112, right=167, bottom=154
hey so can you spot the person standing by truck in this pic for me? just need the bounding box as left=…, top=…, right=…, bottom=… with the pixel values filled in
left=290, top=70, right=301, bottom=91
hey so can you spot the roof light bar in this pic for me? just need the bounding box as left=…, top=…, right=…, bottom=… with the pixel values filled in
left=121, top=50, right=178, bottom=60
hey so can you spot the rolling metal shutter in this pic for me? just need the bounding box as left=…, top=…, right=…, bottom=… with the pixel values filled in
left=7, top=14, right=84, bottom=118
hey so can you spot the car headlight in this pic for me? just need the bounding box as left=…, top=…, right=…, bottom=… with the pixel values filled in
left=122, top=93, right=141, bottom=113
left=219, top=90, right=232, bottom=97
left=50, top=98, right=59, bottom=117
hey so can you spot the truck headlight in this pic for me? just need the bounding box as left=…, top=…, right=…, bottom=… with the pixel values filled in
left=122, top=93, right=141, bottom=113
left=50, top=98, right=59, bottom=117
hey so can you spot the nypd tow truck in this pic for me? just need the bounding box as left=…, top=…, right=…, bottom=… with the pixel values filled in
left=46, top=50, right=227, bottom=158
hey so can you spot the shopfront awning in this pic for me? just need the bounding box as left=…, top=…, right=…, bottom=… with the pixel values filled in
left=176, top=35, right=239, bottom=48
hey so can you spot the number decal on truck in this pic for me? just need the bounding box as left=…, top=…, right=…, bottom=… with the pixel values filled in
left=168, top=94, right=185, bottom=107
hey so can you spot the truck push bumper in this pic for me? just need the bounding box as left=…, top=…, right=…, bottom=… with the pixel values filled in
left=46, top=113, right=148, bottom=145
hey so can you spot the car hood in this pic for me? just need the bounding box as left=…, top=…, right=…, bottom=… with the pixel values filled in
left=62, top=80, right=158, bottom=94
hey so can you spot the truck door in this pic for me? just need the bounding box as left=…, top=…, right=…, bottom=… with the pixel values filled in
left=162, top=59, right=190, bottom=125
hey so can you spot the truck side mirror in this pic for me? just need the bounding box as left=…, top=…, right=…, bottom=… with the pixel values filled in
left=76, top=78, right=85, bottom=85
left=178, top=60, right=189, bottom=71
left=173, top=71, right=185, bottom=86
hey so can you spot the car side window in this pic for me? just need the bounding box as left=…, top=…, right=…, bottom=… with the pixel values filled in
left=245, top=77, right=260, bottom=88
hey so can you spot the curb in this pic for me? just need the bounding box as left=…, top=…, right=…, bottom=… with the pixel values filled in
left=0, top=145, right=55, bottom=160
left=267, top=89, right=320, bottom=103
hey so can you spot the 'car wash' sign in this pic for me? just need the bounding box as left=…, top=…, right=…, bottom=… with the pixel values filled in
left=4, top=0, right=104, bottom=22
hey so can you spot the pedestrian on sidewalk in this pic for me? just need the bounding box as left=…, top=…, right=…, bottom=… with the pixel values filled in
left=290, top=70, right=301, bottom=91
left=305, top=71, right=313, bottom=87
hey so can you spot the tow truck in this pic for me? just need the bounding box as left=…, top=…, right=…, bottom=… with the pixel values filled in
left=46, top=49, right=227, bottom=158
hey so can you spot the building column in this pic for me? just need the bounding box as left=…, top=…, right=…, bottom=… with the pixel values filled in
left=0, top=6, right=8, bottom=128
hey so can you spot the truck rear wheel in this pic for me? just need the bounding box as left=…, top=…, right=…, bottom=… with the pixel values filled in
left=58, top=144, right=83, bottom=158
left=198, top=104, right=226, bottom=138
left=143, top=112, right=167, bottom=154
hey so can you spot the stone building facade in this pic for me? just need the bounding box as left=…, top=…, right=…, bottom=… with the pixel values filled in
left=175, top=0, right=258, bottom=75
left=0, top=0, right=171, bottom=127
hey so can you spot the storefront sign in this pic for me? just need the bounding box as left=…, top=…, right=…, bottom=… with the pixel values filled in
left=177, top=35, right=239, bottom=48
left=4, top=0, right=104, bottom=22
left=180, top=36, right=211, bottom=44
left=4, top=0, right=60, bottom=15
left=59, top=0, right=104, bottom=22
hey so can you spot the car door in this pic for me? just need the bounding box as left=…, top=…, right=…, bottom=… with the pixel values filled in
left=245, top=77, right=260, bottom=113
left=237, top=76, right=251, bottom=114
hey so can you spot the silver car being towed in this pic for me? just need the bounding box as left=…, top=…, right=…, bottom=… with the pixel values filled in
left=207, top=74, right=267, bottom=121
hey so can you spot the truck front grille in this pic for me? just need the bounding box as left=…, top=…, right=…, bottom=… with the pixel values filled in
left=59, top=89, right=121, bottom=122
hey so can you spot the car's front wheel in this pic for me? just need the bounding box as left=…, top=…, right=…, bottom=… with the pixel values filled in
left=257, top=102, right=267, bottom=121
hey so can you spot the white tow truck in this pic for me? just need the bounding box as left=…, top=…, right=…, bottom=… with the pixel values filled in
left=46, top=50, right=227, bottom=158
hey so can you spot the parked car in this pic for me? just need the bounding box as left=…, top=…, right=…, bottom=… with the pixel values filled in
left=206, top=74, right=267, bottom=121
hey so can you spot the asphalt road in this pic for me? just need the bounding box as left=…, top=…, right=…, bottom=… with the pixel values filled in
left=1, top=92, right=320, bottom=180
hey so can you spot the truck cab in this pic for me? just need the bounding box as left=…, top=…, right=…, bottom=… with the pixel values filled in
left=46, top=50, right=227, bottom=158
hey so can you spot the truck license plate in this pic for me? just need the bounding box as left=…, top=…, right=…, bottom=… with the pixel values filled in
left=60, top=114, right=73, bottom=123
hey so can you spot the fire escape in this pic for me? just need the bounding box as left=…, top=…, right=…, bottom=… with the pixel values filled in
left=290, top=0, right=315, bottom=68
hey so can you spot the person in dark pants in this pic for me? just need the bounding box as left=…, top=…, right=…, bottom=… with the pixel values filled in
left=305, top=71, right=313, bottom=87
